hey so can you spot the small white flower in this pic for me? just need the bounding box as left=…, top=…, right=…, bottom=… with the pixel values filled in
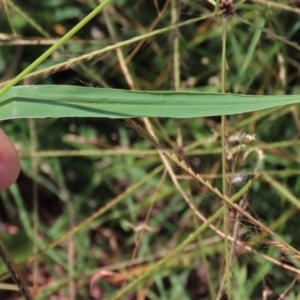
left=229, top=173, right=248, bottom=185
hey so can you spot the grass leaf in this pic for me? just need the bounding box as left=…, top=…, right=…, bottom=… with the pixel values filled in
left=0, top=85, right=299, bottom=120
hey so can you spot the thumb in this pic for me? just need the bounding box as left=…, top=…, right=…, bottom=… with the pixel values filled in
left=0, top=128, right=20, bottom=191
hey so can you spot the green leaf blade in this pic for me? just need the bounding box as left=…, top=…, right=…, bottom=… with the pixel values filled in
left=0, top=85, right=299, bottom=120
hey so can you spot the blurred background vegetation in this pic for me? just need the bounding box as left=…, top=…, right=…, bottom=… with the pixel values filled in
left=1, top=0, right=300, bottom=299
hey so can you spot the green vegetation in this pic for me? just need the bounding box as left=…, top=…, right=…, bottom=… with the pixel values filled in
left=1, top=0, right=300, bottom=299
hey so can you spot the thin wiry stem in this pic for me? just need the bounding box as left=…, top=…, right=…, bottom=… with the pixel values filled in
left=171, top=0, right=180, bottom=90
left=28, top=119, right=39, bottom=296
left=221, top=16, right=232, bottom=300
left=103, top=8, right=136, bottom=90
